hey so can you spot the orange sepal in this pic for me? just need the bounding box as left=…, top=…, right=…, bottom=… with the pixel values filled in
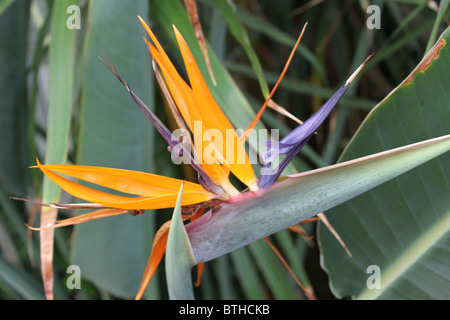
left=195, top=263, right=204, bottom=287
left=34, top=160, right=216, bottom=210
left=28, top=208, right=129, bottom=231
left=135, top=219, right=171, bottom=300
left=140, top=19, right=233, bottom=191
left=134, top=208, right=204, bottom=299
left=173, top=26, right=257, bottom=191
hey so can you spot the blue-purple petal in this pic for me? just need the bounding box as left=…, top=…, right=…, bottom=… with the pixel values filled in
left=259, top=84, right=350, bottom=188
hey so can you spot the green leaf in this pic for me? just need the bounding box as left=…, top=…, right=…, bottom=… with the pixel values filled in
left=188, top=134, right=450, bottom=264
left=248, top=240, right=299, bottom=299
left=0, top=0, right=30, bottom=196
left=0, top=0, right=16, bottom=16
left=230, top=247, right=266, bottom=299
left=165, top=183, right=196, bottom=300
left=424, top=0, right=449, bottom=54
left=44, top=0, right=77, bottom=202
left=0, top=184, right=28, bottom=254
left=40, top=0, right=77, bottom=300
left=0, top=255, right=44, bottom=300
left=208, top=0, right=269, bottom=98
left=225, top=61, right=377, bottom=110
left=235, top=8, right=326, bottom=82
left=71, top=0, right=156, bottom=299
left=318, top=27, right=450, bottom=299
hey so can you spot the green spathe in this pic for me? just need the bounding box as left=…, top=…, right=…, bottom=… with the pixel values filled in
left=187, top=135, right=450, bottom=264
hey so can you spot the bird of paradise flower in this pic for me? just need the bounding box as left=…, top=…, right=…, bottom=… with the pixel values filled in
left=27, top=16, right=370, bottom=300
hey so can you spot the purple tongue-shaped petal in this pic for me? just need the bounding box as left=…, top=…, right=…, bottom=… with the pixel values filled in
left=259, top=84, right=350, bottom=188
left=258, top=53, right=373, bottom=188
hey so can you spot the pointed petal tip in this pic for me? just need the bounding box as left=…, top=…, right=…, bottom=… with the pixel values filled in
left=345, top=52, right=374, bottom=86
left=30, top=158, right=42, bottom=169
left=25, top=223, right=40, bottom=231
left=138, top=16, right=149, bottom=31
left=301, top=21, right=308, bottom=31
left=172, top=25, right=183, bottom=40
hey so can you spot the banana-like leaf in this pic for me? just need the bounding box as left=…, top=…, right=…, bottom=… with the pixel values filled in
left=187, top=135, right=450, bottom=264
left=318, top=27, right=450, bottom=299
left=0, top=255, right=44, bottom=300
left=71, top=0, right=156, bottom=298
left=0, top=0, right=29, bottom=196
left=40, top=0, right=77, bottom=300
left=165, top=183, right=196, bottom=300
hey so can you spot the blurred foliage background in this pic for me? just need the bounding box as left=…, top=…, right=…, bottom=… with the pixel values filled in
left=0, top=0, right=448, bottom=299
